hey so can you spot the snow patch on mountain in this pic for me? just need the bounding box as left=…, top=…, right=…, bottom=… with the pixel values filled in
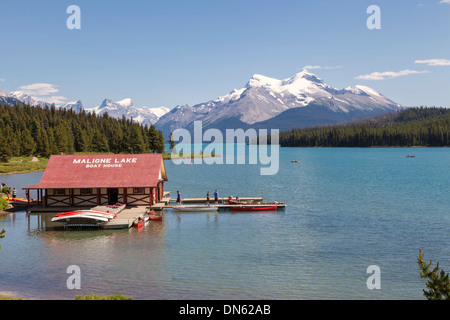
left=89, top=98, right=170, bottom=127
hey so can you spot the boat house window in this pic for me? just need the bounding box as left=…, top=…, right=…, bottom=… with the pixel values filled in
left=133, top=187, right=145, bottom=194
left=54, top=189, right=66, bottom=196
left=81, top=188, right=92, bottom=195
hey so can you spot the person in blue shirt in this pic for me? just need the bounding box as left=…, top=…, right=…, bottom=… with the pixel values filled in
left=176, top=191, right=181, bottom=206
left=214, top=189, right=219, bottom=204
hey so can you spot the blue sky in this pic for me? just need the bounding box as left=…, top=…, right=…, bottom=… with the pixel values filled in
left=0, top=0, right=449, bottom=109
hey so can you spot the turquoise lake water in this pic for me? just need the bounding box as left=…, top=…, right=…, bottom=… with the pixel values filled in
left=0, top=147, right=449, bottom=299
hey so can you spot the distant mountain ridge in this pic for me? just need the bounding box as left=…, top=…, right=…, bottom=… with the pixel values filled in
left=0, top=89, right=170, bottom=127
left=155, top=69, right=403, bottom=136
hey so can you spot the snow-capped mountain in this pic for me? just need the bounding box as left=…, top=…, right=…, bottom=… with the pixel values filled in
left=155, top=69, right=403, bottom=135
left=10, top=91, right=52, bottom=107
left=89, top=98, right=170, bottom=127
left=0, top=88, right=169, bottom=126
left=0, top=89, right=52, bottom=108
left=60, top=100, right=84, bottom=112
left=0, top=88, right=21, bottom=106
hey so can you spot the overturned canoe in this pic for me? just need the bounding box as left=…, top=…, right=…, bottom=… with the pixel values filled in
left=51, top=210, right=117, bottom=222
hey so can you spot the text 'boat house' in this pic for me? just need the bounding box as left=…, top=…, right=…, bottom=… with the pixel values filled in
left=24, top=154, right=168, bottom=208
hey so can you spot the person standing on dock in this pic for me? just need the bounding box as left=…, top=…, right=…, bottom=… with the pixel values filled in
left=206, top=191, right=210, bottom=205
left=214, top=189, right=219, bottom=204
left=12, top=188, right=17, bottom=199
left=176, top=191, right=181, bottom=206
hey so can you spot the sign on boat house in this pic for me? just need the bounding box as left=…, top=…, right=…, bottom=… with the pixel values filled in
left=24, top=154, right=168, bottom=207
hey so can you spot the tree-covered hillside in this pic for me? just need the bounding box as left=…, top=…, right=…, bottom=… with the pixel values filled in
left=0, top=103, right=165, bottom=162
left=279, top=107, right=450, bottom=147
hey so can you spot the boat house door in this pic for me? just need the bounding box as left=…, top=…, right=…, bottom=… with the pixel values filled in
left=107, top=188, right=119, bottom=205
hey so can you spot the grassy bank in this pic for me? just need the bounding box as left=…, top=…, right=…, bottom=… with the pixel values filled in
left=0, top=157, right=48, bottom=175
left=0, top=294, right=24, bottom=300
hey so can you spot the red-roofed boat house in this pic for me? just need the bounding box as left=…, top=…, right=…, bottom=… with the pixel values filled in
left=24, top=154, right=168, bottom=207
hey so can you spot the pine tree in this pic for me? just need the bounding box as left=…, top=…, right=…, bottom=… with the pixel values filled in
left=20, top=127, right=37, bottom=156
left=91, top=130, right=110, bottom=153
left=417, top=249, right=450, bottom=300
left=148, top=125, right=158, bottom=152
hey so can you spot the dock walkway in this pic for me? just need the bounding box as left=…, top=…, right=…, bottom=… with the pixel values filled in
left=102, top=206, right=148, bottom=229
left=171, top=197, right=263, bottom=204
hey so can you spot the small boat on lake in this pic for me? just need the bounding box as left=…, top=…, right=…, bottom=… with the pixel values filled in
left=133, top=214, right=150, bottom=228
left=4, top=197, right=39, bottom=205
left=172, top=205, right=218, bottom=213
left=230, top=205, right=278, bottom=212
left=291, top=160, right=301, bottom=163
left=149, top=215, right=163, bottom=221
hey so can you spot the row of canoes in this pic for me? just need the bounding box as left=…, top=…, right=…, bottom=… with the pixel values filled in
left=50, top=209, right=163, bottom=227
left=51, top=210, right=118, bottom=223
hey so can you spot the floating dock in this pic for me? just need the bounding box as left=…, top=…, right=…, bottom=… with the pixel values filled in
left=170, top=197, right=263, bottom=204
left=27, top=194, right=284, bottom=230
left=165, top=197, right=285, bottom=210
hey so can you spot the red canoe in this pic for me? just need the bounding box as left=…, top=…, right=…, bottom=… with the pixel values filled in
left=149, top=215, right=163, bottom=221
left=230, top=206, right=278, bottom=212
left=133, top=220, right=145, bottom=228
left=5, top=198, right=39, bottom=204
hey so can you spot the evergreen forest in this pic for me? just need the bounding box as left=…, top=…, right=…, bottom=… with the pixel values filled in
left=0, top=103, right=165, bottom=162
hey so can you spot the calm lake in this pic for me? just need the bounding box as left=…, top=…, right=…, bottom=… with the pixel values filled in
left=0, top=147, right=449, bottom=300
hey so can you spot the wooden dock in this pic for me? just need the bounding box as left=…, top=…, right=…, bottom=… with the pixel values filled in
left=170, top=197, right=263, bottom=204
left=166, top=203, right=286, bottom=210
left=102, top=207, right=149, bottom=229
left=28, top=205, right=160, bottom=230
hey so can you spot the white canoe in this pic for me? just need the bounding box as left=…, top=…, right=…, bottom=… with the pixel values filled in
left=51, top=214, right=110, bottom=222
left=51, top=210, right=117, bottom=222
left=172, top=205, right=218, bottom=212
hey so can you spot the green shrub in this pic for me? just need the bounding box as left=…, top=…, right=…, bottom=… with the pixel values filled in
left=0, top=198, right=8, bottom=211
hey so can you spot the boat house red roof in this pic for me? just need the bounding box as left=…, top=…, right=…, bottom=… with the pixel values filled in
left=24, top=154, right=167, bottom=190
